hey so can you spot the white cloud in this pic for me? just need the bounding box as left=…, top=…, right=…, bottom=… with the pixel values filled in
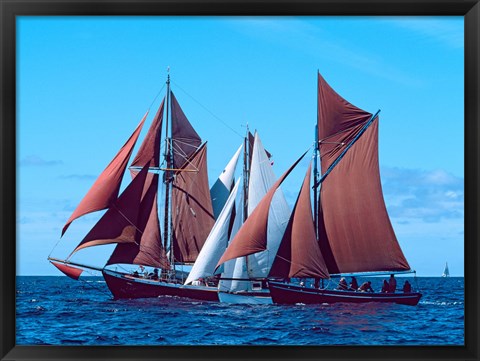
left=19, top=155, right=62, bottom=167
left=381, top=166, right=464, bottom=223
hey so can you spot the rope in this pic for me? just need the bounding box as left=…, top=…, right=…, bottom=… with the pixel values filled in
left=77, top=269, right=112, bottom=297
left=48, top=237, right=63, bottom=258
left=171, top=80, right=243, bottom=138
left=148, top=83, right=166, bottom=111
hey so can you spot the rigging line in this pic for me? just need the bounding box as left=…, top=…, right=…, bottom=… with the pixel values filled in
left=171, top=80, right=243, bottom=138
left=171, top=143, right=200, bottom=171
left=48, top=237, right=63, bottom=258
left=271, top=254, right=326, bottom=278
left=78, top=274, right=112, bottom=297
left=111, top=204, right=142, bottom=245
left=148, top=83, right=166, bottom=111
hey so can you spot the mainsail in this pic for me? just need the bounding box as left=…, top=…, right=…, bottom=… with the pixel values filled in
left=316, top=72, right=410, bottom=274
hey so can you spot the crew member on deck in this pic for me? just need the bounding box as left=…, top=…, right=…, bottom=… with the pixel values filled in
left=402, top=280, right=412, bottom=293
left=149, top=268, right=159, bottom=280
left=349, top=277, right=359, bottom=291
left=358, top=281, right=374, bottom=292
left=337, top=277, right=348, bottom=290
left=388, top=274, right=397, bottom=293
left=381, top=279, right=389, bottom=293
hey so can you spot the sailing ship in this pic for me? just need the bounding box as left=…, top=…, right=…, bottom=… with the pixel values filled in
left=48, top=72, right=241, bottom=301
left=442, top=262, right=450, bottom=277
left=216, top=71, right=422, bottom=306
left=183, top=129, right=287, bottom=304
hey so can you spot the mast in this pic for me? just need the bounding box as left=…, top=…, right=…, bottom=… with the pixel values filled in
left=163, top=70, right=173, bottom=269
left=314, top=72, right=321, bottom=285
left=313, top=71, right=319, bottom=237
left=243, top=125, right=250, bottom=222
left=243, top=125, right=250, bottom=278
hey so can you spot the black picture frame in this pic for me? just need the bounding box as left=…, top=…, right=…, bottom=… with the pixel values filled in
left=1, top=1, right=478, bottom=360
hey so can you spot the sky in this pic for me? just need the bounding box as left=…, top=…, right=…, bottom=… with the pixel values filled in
left=16, top=16, right=464, bottom=276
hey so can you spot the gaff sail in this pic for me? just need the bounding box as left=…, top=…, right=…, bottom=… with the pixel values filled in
left=316, top=72, right=410, bottom=274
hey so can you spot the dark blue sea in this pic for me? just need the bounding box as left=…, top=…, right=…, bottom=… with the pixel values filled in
left=16, top=276, right=464, bottom=346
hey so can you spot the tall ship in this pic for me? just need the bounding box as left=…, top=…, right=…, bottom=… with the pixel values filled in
left=216, top=71, right=422, bottom=306
left=49, top=71, right=240, bottom=301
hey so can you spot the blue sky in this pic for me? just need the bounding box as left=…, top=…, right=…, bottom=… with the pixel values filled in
left=17, top=16, right=464, bottom=276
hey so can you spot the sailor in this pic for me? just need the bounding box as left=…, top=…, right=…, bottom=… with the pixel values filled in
left=149, top=268, right=159, bottom=280
left=349, top=276, right=359, bottom=291
left=402, top=280, right=412, bottom=293
left=381, top=279, right=389, bottom=293
left=388, top=274, right=397, bottom=293
left=358, top=281, right=374, bottom=292
left=337, top=277, right=348, bottom=290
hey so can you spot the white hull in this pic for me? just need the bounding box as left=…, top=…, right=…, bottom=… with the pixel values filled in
left=218, top=291, right=272, bottom=304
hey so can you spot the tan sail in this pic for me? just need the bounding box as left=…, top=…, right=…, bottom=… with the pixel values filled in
left=316, top=72, right=410, bottom=274
left=171, top=91, right=202, bottom=169
left=216, top=151, right=307, bottom=268
left=269, top=162, right=329, bottom=279
left=131, top=99, right=164, bottom=169
left=106, top=172, right=169, bottom=269
left=172, top=143, right=215, bottom=263
left=70, top=163, right=151, bottom=255
left=61, top=112, right=148, bottom=236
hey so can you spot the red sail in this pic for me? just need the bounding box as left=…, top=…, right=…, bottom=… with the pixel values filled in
left=171, top=144, right=215, bottom=263
left=50, top=261, right=83, bottom=280
left=106, top=173, right=170, bottom=269
left=70, top=163, right=151, bottom=254
left=170, top=92, right=202, bottom=169
left=269, top=163, right=329, bottom=279
left=131, top=99, right=164, bottom=168
left=107, top=99, right=169, bottom=268
left=62, top=113, right=148, bottom=236
left=316, top=72, right=410, bottom=274
left=217, top=151, right=307, bottom=269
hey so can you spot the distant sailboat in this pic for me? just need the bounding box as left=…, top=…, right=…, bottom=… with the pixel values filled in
left=442, top=262, right=450, bottom=277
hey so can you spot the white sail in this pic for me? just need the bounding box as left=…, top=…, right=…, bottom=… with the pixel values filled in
left=246, top=132, right=290, bottom=278
left=184, top=179, right=241, bottom=285
left=218, top=188, right=250, bottom=292
left=210, top=144, right=242, bottom=220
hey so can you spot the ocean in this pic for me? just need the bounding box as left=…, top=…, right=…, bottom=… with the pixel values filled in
left=16, top=276, right=464, bottom=346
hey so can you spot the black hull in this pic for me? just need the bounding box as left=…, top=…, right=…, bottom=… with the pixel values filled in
left=102, top=270, right=219, bottom=301
left=268, top=281, right=422, bottom=306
